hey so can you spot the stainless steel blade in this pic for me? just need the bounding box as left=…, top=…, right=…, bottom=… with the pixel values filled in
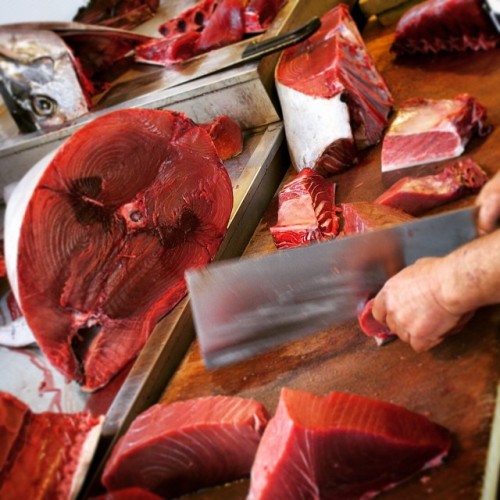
left=186, top=207, right=478, bottom=368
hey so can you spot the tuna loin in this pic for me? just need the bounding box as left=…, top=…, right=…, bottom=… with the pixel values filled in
left=376, top=158, right=488, bottom=215
left=102, top=396, right=270, bottom=497
left=270, top=168, right=339, bottom=249
left=248, top=388, right=452, bottom=499
left=381, top=94, right=491, bottom=172
left=275, top=4, right=393, bottom=175
left=0, top=391, right=102, bottom=499
left=4, top=109, right=233, bottom=391
left=391, top=0, right=500, bottom=55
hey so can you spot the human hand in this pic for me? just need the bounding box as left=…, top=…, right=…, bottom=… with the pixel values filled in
left=476, top=170, right=500, bottom=235
left=371, top=257, right=470, bottom=352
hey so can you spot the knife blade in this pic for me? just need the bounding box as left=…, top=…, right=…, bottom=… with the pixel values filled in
left=186, top=207, right=478, bottom=369
left=96, top=17, right=320, bottom=109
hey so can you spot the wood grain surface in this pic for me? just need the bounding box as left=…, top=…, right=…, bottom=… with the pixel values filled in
left=157, top=22, right=500, bottom=500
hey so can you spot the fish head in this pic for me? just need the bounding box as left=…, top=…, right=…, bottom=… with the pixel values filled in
left=0, top=30, right=90, bottom=133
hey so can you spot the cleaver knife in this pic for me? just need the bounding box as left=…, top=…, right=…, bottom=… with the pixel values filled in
left=186, top=207, right=479, bottom=369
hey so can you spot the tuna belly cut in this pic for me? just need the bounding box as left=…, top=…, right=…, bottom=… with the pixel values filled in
left=275, top=4, right=393, bottom=176
left=4, top=108, right=233, bottom=391
left=381, top=94, right=491, bottom=172
left=248, top=388, right=452, bottom=500
left=101, top=396, right=270, bottom=497
left=0, top=391, right=102, bottom=500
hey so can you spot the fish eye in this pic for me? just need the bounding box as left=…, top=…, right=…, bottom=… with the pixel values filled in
left=31, top=95, right=57, bottom=117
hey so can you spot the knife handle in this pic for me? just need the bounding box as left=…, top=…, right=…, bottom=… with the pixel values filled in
left=241, top=17, right=321, bottom=61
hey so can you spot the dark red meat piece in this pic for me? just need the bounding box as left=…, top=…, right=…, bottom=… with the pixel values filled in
left=92, top=487, right=162, bottom=499
left=270, top=168, right=340, bottom=249
left=6, top=109, right=233, bottom=391
left=61, top=30, right=152, bottom=94
left=275, top=4, right=393, bottom=175
left=197, top=0, right=245, bottom=52
left=158, top=0, right=218, bottom=38
left=249, top=388, right=452, bottom=499
left=376, top=158, right=488, bottom=215
left=341, top=201, right=415, bottom=235
left=357, top=298, right=397, bottom=345
left=139, top=0, right=285, bottom=66
left=74, top=0, right=159, bottom=30
left=200, top=115, right=243, bottom=160
left=392, top=0, right=500, bottom=55
left=134, top=31, right=201, bottom=65
left=0, top=391, right=102, bottom=499
left=102, top=396, right=270, bottom=497
left=381, top=94, right=491, bottom=172
left=244, top=0, right=286, bottom=33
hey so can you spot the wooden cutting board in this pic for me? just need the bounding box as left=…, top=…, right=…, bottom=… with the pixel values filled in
left=156, top=23, right=500, bottom=499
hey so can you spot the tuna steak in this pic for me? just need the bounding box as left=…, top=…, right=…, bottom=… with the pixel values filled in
left=0, top=391, right=102, bottom=499
left=270, top=168, right=339, bottom=249
left=341, top=201, right=415, bottom=235
left=376, top=158, right=488, bottom=215
left=4, top=109, right=233, bottom=391
left=248, top=388, right=452, bottom=499
left=275, top=4, right=393, bottom=175
left=381, top=94, right=491, bottom=172
left=102, top=396, right=270, bottom=497
left=391, top=0, right=500, bottom=55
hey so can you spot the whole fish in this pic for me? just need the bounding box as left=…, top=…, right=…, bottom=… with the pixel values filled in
left=0, top=29, right=90, bottom=133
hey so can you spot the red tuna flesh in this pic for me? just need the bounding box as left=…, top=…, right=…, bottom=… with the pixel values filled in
left=341, top=201, right=415, bottom=235
left=381, top=94, right=491, bottom=172
left=61, top=30, right=152, bottom=95
left=140, top=0, right=253, bottom=66
left=102, top=396, right=270, bottom=497
left=134, top=31, right=201, bottom=66
left=0, top=391, right=102, bottom=499
left=244, top=0, right=286, bottom=33
left=376, top=158, right=488, bottom=215
left=248, top=388, right=452, bottom=499
left=197, top=0, right=245, bottom=52
left=200, top=115, right=243, bottom=160
left=92, top=487, right=162, bottom=499
left=4, top=109, right=233, bottom=391
left=357, top=298, right=397, bottom=345
left=270, top=168, right=340, bottom=249
left=391, top=0, right=500, bottom=55
left=74, top=0, right=159, bottom=30
left=158, top=0, right=219, bottom=37
left=275, top=4, right=393, bottom=175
